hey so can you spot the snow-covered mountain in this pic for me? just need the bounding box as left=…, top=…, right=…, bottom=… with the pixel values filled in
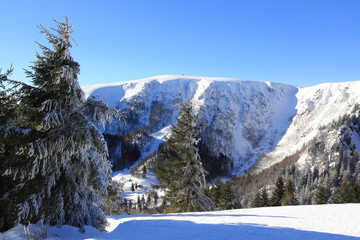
left=83, top=75, right=360, bottom=177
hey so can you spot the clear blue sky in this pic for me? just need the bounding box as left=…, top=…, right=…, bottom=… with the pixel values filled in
left=1, top=0, right=359, bottom=87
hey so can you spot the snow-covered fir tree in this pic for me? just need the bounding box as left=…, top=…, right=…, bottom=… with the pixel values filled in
left=0, top=67, right=31, bottom=231
left=0, top=18, right=113, bottom=231
left=156, top=103, right=215, bottom=212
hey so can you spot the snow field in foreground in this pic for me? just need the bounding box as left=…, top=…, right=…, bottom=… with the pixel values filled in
left=1, top=204, right=360, bottom=240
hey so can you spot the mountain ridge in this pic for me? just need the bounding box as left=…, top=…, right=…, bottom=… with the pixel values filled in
left=82, top=75, right=360, bottom=177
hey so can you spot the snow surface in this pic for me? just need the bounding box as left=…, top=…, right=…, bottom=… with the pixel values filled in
left=2, top=204, right=360, bottom=240
left=112, top=169, right=164, bottom=203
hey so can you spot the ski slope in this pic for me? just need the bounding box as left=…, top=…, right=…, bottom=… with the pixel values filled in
left=2, top=204, right=360, bottom=240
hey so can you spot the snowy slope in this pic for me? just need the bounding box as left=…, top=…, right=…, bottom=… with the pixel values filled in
left=83, top=75, right=360, bottom=176
left=2, top=204, right=360, bottom=239
left=253, top=81, right=360, bottom=172
left=111, top=170, right=164, bottom=205
left=83, top=75, right=299, bottom=174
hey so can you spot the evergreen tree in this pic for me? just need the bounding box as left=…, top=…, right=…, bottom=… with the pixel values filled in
left=270, top=176, right=285, bottom=206
left=131, top=183, right=136, bottom=192
left=146, top=194, right=151, bottom=208
left=204, top=179, right=241, bottom=210
left=218, top=181, right=241, bottom=210
left=0, top=67, right=27, bottom=231
left=142, top=165, right=147, bottom=178
left=251, top=191, right=263, bottom=208
left=0, top=67, right=16, bottom=126
left=339, top=181, right=360, bottom=203
left=251, top=188, right=269, bottom=208
left=1, top=18, right=113, bottom=231
left=100, top=180, right=125, bottom=215
left=283, top=179, right=299, bottom=205
left=156, top=103, right=215, bottom=212
left=260, top=187, right=270, bottom=207
left=314, top=186, right=328, bottom=204
left=209, top=178, right=223, bottom=207
left=137, top=195, right=142, bottom=211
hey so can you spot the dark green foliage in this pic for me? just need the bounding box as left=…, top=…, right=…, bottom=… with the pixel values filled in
left=251, top=191, right=262, bottom=208
left=270, top=176, right=285, bottom=206
left=155, top=103, right=215, bottom=213
left=0, top=67, right=17, bottom=126
left=218, top=181, right=241, bottom=209
left=251, top=188, right=269, bottom=208
left=1, top=18, right=113, bottom=231
left=203, top=179, right=241, bottom=210
left=339, top=181, right=360, bottom=203
left=283, top=179, right=299, bottom=205
left=260, top=188, right=270, bottom=207
left=205, top=178, right=223, bottom=207
left=314, top=186, right=328, bottom=204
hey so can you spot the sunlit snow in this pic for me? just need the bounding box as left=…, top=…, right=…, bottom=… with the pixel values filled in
left=2, top=204, right=359, bottom=240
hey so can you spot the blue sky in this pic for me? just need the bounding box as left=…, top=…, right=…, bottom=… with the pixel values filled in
left=1, top=0, right=359, bottom=87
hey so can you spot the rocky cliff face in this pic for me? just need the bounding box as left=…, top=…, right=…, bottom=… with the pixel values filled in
left=83, top=75, right=360, bottom=179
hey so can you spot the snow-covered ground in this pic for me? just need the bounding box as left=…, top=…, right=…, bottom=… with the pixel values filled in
left=111, top=169, right=164, bottom=204
left=2, top=204, right=360, bottom=240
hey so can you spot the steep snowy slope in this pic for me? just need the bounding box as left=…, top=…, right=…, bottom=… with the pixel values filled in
left=252, top=81, right=360, bottom=172
left=83, top=75, right=298, bottom=174
left=83, top=75, right=360, bottom=176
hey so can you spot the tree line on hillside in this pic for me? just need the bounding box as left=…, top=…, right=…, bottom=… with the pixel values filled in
left=251, top=177, right=298, bottom=208
left=251, top=176, right=360, bottom=208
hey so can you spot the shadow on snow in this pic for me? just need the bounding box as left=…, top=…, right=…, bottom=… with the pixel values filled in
left=103, top=219, right=357, bottom=240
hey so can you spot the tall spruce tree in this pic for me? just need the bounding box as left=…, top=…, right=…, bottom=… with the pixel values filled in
left=156, top=103, right=215, bottom=212
left=283, top=179, right=298, bottom=206
left=260, top=187, right=270, bottom=207
left=1, top=18, right=112, bottom=231
left=270, top=176, right=285, bottom=206
left=251, top=191, right=263, bottom=208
